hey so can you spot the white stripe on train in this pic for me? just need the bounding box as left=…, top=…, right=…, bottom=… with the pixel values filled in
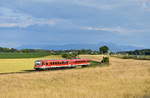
left=35, top=64, right=90, bottom=69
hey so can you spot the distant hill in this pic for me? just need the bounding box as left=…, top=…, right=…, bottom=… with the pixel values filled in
left=18, top=42, right=144, bottom=52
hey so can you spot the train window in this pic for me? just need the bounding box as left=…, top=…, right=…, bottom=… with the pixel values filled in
left=63, top=61, right=67, bottom=64
left=35, top=61, right=41, bottom=65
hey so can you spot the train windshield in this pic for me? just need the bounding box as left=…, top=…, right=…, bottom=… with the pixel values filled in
left=35, top=61, right=42, bottom=65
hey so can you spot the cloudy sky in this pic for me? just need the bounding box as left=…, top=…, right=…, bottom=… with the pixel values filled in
left=0, top=0, right=150, bottom=48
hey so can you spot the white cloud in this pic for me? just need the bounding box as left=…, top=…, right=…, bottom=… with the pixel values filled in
left=82, top=26, right=145, bottom=35
left=125, top=0, right=150, bottom=11
left=73, top=0, right=118, bottom=10
left=0, top=7, right=62, bottom=28
left=3, top=0, right=150, bottom=12
left=73, top=0, right=150, bottom=11
left=140, top=1, right=150, bottom=11
left=0, top=42, right=21, bottom=48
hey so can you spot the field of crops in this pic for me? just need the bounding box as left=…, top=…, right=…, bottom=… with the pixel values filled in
left=0, top=55, right=150, bottom=98
left=0, top=55, right=62, bottom=73
left=113, top=54, right=150, bottom=60
left=0, top=52, right=50, bottom=59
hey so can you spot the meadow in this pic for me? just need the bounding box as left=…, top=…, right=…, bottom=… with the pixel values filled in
left=0, top=55, right=150, bottom=98
left=0, top=52, right=50, bottom=59
left=113, top=54, right=150, bottom=60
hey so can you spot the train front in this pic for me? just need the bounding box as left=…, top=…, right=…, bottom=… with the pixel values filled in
left=34, top=60, right=44, bottom=70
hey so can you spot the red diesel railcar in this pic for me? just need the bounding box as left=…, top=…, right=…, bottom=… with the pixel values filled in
left=34, top=59, right=91, bottom=70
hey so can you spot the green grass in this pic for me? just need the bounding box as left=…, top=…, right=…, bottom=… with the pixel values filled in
left=0, top=55, right=62, bottom=73
left=0, top=52, right=50, bottom=59
left=89, top=61, right=109, bottom=67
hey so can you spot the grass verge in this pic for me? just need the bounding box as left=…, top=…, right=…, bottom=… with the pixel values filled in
left=89, top=61, right=109, bottom=67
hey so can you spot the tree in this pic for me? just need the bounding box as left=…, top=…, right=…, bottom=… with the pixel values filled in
left=99, top=46, right=109, bottom=54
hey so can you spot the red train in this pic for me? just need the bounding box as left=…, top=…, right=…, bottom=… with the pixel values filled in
left=34, top=59, right=91, bottom=70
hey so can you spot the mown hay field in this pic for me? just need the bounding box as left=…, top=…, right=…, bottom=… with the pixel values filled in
left=112, top=54, right=150, bottom=60
left=0, top=55, right=62, bottom=73
left=0, top=55, right=150, bottom=98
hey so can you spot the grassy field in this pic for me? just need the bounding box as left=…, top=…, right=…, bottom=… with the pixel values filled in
left=79, top=55, right=103, bottom=62
left=0, top=55, right=62, bottom=73
left=0, top=55, right=150, bottom=98
left=112, top=54, right=150, bottom=60
left=0, top=52, right=50, bottom=59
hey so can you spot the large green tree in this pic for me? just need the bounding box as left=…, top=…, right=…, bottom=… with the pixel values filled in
left=99, top=46, right=109, bottom=54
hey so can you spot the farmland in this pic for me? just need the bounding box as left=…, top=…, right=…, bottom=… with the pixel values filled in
left=0, top=55, right=150, bottom=98
left=112, top=54, right=150, bottom=60
left=0, top=55, right=62, bottom=73
left=0, top=52, right=50, bottom=59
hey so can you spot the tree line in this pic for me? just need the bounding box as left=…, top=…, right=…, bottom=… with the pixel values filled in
left=0, top=46, right=110, bottom=54
left=117, top=49, right=150, bottom=55
left=0, top=46, right=110, bottom=59
left=0, top=47, right=99, bottom=54
left=0, top=47, right=50, bottom=53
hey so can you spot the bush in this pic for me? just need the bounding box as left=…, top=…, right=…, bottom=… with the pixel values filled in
left=61, top=53, right=78, bottom=59
left=101, top=57, right=109, bottom=64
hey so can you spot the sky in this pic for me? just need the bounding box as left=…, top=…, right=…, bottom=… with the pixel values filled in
left=0, top=0, right=150, bottom=48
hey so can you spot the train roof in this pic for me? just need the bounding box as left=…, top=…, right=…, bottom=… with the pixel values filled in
left=35, top=59, right=91, bottom=62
